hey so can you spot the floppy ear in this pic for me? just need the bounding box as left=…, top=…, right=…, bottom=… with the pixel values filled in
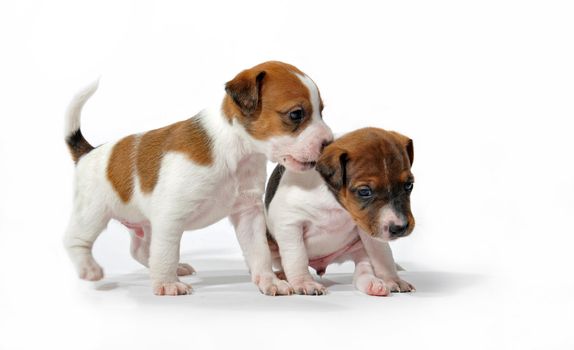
left=316, top=145, right=348, bottom=192
left=390, top=131, right=414, bottom=166
left=225, top=69, right=266, bottom=116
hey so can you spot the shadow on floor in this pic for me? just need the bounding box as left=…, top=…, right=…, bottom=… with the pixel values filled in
left=93, top=253, right=484, bottom=305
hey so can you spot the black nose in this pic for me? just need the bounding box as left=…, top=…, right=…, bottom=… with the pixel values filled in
left=321, top=139, right=332, bottom=151
left=389, top=223, right=409, bottom=237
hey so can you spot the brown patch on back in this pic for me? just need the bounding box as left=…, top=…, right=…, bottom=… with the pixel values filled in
left=316, top=128, right=415, bottom=236
left=107, top=135, right=137, bottom=203
left=136, top=117, right=213, bottom=194
left=222, top=61, right=315, bottom=140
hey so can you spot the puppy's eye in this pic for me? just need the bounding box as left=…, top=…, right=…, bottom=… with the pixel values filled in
left=404, top=182, right=414, bottom=192
left=357, top=186, right=373, bottom=198
left=289, top=109, right=304, bottom=123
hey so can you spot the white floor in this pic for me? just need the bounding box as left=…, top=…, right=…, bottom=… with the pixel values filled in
left=1, top=216, right=572, bottom=350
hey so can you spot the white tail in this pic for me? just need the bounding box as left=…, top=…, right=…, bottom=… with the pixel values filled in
left=65, top=79, right=99, bottom=138
left=65, top=79, right=99, bottom=163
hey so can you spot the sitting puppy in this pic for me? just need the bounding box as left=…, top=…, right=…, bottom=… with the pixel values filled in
left=63, top=61, right=333, bottom=296
left=265, top=127, right=415, bottom=295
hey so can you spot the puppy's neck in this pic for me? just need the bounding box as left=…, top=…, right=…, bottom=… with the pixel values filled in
left=200, top=99, right=265, bottom=172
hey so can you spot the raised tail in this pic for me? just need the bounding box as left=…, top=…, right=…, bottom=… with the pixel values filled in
left=65, top=80, right=99, bottom=163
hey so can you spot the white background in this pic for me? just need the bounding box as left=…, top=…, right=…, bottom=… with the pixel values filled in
left=1, top=1, right=573, bottom=349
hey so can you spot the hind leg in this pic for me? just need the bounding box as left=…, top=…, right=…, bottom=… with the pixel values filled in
left=128, top=225, right=195, bottom=277
left=63, top=205, right=109, bottom=281
left=128, top=226, right=150, bottom=267
left=176, top=262, right=196, bottom=276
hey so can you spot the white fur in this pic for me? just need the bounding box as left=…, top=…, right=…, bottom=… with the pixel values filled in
left=65, top=79, right=99, bottom=136
left=63, top=76, right=331, bottom=296
left=296, top=73, right=321, bottom=119
left=378, top=204, right=406, bottom=240
left=268, top=73, right=333, bottom=172
left=266, top=162, right=414, bottom=295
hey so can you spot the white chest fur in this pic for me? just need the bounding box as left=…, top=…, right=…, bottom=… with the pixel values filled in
left=302, top=206, right=359, bottom=260
left=267, top=169, right=359, bottom=259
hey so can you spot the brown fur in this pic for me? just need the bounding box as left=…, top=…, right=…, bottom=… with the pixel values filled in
left=107, top=117, right=213, bottom=200
left=108, top=61, right=317, bottom=201
left=107, top=135, right=137, bottom=203
left=137, top=117, right=213, bottom=193
left=222, top=61, right=323, bottom=140
left=316, top=128, right=415, bottom=237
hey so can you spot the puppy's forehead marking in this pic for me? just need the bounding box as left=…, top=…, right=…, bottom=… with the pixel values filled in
left=382, top=158, right=392, bottom=195
left=295, top=73, right=321, bottom=119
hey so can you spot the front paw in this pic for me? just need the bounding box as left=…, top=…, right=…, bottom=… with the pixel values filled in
left=383, top=276, right=415, bottom=293
left=153, top=281, right=192, bottom=296
left=254, top=273, right=294, bottom=296
left=354, top=274, right=390, bottom=296
left=290, top=277, right=327, bottom=296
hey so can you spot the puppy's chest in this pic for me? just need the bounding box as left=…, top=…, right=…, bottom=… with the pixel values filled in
left=309, top=207, right=355, bottom=234
left=303, top=207, right=358, bottom=257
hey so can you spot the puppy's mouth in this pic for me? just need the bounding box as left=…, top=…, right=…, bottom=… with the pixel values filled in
left=373, top=230, right=392, bottom=242
left=280, top=155, right=317, bottom=172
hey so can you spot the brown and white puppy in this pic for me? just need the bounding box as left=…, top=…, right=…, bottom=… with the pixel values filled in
left=64, top=61, right=333, bottom=295
left=265, top=128, right=415, bottom=295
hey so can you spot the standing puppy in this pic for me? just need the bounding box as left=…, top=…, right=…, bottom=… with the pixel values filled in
left=265, top=128, right=415, bottom=295
left=64, top=61, right=333, bottom=296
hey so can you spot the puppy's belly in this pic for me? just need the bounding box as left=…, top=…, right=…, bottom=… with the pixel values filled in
left=112, top=174, right=239, bottom=232
left=117, top=198, right=234, bottom=233
left=182, top=197, right=235, bottom=230
left=182, top=177, right=239, bottom=229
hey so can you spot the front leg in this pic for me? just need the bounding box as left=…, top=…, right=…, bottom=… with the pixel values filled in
left=229, top=195, right=293, bottom=296
left=273, top=223, right=326, bottom=295
left=358, top=230, right=415, bottom=292
left=351, top=248, right=389, bottom=296
left=148, top=219, right=192, bottom=296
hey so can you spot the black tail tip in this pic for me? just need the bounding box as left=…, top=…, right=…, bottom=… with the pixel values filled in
left=66, top=129, right=94, bottom=163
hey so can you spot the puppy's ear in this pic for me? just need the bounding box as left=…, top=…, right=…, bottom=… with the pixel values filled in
left=390, top=131, right=414, bottom=167
left=316, top=145, right=348, bottom=192
left=225, top=69, right=266, bottom=116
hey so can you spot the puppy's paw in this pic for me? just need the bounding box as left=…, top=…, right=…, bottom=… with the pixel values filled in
left=354, top=274, right=389, bottom=296
left=254, top=273, right=294, bottom=296
left=290, top=277, right=327, bottom=296
left=176, top=263, right=196, bottom=276
left=383, top=276, right=415, bottom=293
left=153, top=281, right=192, bottom=296
left=78, top=261, right=104, bottom=281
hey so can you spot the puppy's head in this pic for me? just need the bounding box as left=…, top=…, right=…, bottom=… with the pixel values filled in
left=316, top=128, right=415, bottom=241
left=223, top=61, right=333, bottom=172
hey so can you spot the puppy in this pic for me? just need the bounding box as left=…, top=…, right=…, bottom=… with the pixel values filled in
left=265, top=127, right=415, bottom=295
left=64, top=61, right=333, bottom=295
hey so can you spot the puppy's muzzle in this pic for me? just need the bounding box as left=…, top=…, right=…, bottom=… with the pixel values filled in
left=389, top=222, right=409, bottom=238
